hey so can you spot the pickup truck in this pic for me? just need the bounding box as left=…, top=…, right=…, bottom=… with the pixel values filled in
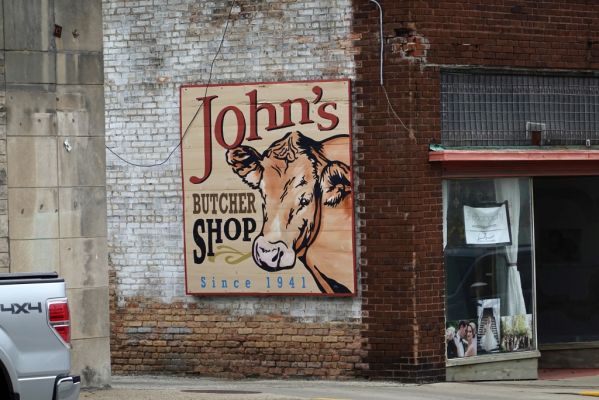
left=0, top=272, right=80, bottom=400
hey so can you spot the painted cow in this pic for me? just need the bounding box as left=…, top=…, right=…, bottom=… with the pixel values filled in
left=226, top=131, right=353, bottom=293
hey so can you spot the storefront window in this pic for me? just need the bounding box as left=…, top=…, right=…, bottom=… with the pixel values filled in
left=444, top=178, right=535, bottom=360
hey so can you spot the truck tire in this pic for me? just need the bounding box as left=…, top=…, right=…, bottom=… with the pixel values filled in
left=0, top=361, right=16, bottom=400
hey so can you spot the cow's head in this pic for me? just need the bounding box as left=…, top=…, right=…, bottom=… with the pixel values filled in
left=226, top=131, right=351, bottom=272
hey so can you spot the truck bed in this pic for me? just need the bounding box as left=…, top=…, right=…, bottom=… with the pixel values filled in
left=0, top=272, right=63, bottom=284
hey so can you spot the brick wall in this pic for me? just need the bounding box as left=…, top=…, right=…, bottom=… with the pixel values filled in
left=110, top=294, right=363, bottom=377
left=105, top=0, right=599, bottom=382
left=415, top=1, right=599, bottom=70
left=353, top=0, right=599, bottom=381
left=103, top=0, right=363, bottom=379
left=352, top=0, right=446, bottom=381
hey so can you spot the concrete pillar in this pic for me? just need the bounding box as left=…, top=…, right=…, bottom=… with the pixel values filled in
left=3, top=0, right=110, bottom=387
left=0, top=0, right=7, bottom=274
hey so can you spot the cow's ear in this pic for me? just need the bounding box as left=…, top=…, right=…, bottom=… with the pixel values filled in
left=320, top=161, right=351, bottom=207
left=226, top=146, right=263, bottom=189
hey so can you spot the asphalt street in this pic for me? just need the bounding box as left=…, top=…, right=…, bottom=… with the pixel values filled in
left=80, top=374, right=599, bottom=400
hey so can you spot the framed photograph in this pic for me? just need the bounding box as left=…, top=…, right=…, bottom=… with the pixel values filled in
left=446, top=319, right=478, bottom=359
left=500, top=314, right=533, bottom=352
left=477, top=298, right=501, bottom=353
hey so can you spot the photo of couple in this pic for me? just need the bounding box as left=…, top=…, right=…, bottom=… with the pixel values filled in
left=447, top=299, right=514, bottom=359
left=446, top=320, right=478, bottom=359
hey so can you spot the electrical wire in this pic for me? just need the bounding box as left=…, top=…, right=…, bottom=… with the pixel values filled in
left=369, top=0, right=411, bottom=133
left=382, top=84, right=410, bottom=132
left=105, top=1, right=237, bottom=168
left=108, top=0, right=408, bottom=168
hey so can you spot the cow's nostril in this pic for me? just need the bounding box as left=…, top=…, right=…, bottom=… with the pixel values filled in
left=271, top=251, right=279, bottom=262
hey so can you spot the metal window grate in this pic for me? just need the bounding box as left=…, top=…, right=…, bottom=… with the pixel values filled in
left=441, top=72, right=599, bottom=147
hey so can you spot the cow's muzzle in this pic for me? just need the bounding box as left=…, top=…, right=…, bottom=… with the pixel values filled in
left=252, top=236, right=296, bottom=271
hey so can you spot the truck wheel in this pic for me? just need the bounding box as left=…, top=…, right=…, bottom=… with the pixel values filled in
left=0, top=362, right=14, bottom=400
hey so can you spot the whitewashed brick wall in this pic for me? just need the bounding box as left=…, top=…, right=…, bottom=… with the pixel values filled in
left=103, top=0, right=358, bottom=319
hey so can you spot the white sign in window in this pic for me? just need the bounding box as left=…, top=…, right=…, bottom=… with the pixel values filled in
left=463, top=202, right=511, bottom=246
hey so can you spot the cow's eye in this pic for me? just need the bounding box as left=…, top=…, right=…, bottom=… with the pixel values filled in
left=299, top=197, right=310, bottom=207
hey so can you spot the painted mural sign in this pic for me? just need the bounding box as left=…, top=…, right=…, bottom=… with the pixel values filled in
left=180, top=80, right=355, bottom=296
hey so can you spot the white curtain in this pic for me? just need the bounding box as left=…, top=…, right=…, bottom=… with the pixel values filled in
left=494, top=178, right=526, bottom=316
left=443, top=180, right=448, bottom=250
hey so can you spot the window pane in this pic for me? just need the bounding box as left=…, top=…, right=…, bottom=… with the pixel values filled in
left=444, top=178, right=535, bottom=359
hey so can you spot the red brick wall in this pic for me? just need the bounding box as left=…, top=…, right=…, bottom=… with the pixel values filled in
left=353, top=0, right=599, bottom=381
left=110, top=295, right=364, bottom=378
left=353, top=0, right=445, bottom=381
left=419, top=1, right=599, bottom=70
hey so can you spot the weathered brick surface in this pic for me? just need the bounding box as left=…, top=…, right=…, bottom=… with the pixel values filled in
left=110, top=294, right=364, bottom=378
left=103, top=0, right=355, bottom=299
left=104, top=0, right=361, bottom=379
left=353, top=1, right=444, bottom=381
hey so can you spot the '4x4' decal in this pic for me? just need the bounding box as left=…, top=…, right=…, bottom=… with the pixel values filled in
left=0, top=303, right=42, bottom=314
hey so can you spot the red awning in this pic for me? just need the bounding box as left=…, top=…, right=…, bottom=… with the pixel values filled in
left=429, top=149, right=599, bottom=178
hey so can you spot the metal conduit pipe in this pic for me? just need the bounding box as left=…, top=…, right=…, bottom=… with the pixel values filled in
left=369, top=0, right=384, bottom=85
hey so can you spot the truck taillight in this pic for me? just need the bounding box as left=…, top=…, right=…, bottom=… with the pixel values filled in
left=47, top=299, right=71, bottom=346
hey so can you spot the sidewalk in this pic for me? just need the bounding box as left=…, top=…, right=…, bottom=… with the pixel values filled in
left=80, top=372, right=599, bottom=400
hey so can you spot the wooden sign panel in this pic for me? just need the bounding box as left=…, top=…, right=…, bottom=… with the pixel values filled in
left=180, top=80, right=355, bottom=295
